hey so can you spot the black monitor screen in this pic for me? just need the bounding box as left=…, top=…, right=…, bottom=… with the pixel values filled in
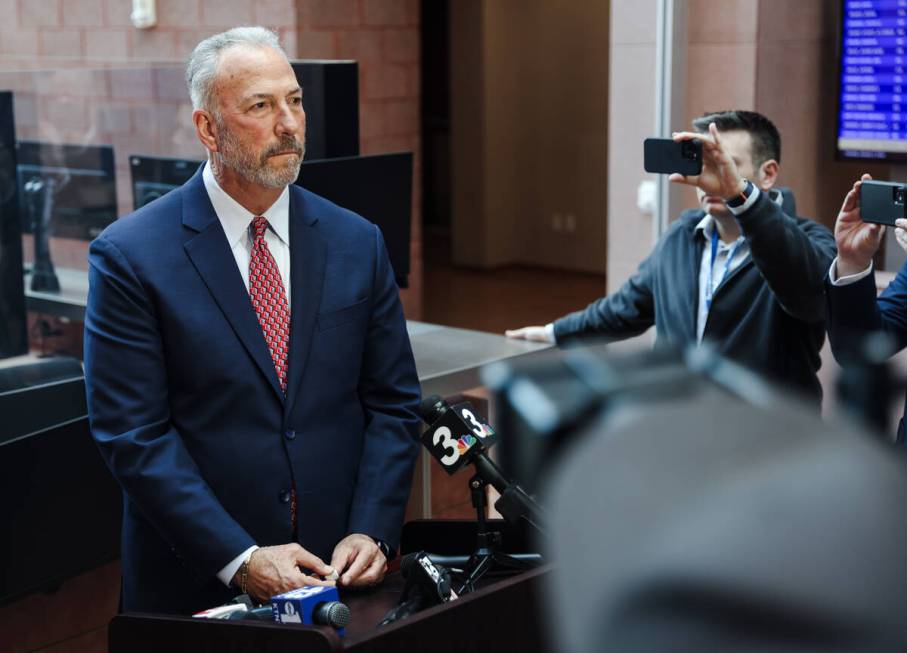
left=129, top=152, right=413, bottom=287
left=297, top=153, right=413, bottom=287
left=290, top=60, right=359, bottom=160
left=130, top=155, right=199, bottom=209
left=0, top=91, right=26, bottom=359
left=837, top=0, right=907, bottom=160
left=17, top=140, right=117, bottom=240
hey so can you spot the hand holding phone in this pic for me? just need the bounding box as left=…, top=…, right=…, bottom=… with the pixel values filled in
left=833, top=174, right=884, bottom=277
left=658, top=123, right=748, bottom=200
left=643, top=138, right=702, bottom=176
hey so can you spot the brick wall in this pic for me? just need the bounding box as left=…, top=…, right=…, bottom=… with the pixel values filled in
left=1, top=0, right=422, bottom=318
left=0, top=0, right=301, bottom=67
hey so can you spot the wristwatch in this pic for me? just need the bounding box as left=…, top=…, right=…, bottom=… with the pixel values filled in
left=373, top=538, right=395, bottom=562
left=725, top=178, right=754, bottom=208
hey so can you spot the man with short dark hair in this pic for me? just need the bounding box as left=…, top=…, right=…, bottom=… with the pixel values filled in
left=84, top=27, right=421, bottom=614
left=507, top=110, right=837, bottom=401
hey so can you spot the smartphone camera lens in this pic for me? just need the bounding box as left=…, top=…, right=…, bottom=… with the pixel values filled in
left=681, top=141, right=698, bottom=160
left=897, top=187, right=906, bottom=205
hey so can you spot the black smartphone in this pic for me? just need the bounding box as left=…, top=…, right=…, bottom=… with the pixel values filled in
left=643, top=138, right=702, bottom=175
left=860, top=180, right=906, bottom=226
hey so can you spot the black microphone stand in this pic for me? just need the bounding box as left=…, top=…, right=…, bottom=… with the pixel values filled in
left=25, top=175, right=60, bottom=292
left=417, top=394, right=546, bottom=594
left=456, top=469, right=543, bottom=595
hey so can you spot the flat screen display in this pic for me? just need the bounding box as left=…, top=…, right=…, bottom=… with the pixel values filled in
left=0, top=90, right=26, bottom=359
left=296, top=153, right=413, bottom=288
left=837, top=0, right=907, bottom=160
left=16, top=140, right=117, bottom=240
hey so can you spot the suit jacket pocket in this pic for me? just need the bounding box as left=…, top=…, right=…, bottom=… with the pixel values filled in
left=317, top=298, right=369, bottom=331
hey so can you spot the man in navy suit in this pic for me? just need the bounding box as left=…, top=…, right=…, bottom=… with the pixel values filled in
left=826, top=173, right=907, bottom=442
left=84, top=27, right=421, bottom=614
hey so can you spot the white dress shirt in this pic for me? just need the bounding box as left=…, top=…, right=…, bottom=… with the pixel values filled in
left=827, top=258, right=874, bottom=286
left=202, top=162, right=292, bottom=308
left=201, top=162, right=292, bottom=587
left=694, top=216, right=749, bottom=343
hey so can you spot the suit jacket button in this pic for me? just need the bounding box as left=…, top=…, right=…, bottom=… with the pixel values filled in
left=284, top=429, right=296, bottom=441
left=278, top=489, right=291, bottom=504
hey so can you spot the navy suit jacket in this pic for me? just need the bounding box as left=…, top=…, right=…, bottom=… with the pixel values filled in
left=84, top=167, right=421, bottom=614
left=826, top=263, right=907, bottom=442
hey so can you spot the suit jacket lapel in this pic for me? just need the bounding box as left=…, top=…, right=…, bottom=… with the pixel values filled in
left=284, top=187, right=327, bottom=419
left=180, top=167, right=285, bottom=402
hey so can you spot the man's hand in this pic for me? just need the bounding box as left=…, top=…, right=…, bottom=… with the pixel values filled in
left=835, top=174, right=884, bottom=277
left=894, top=218, right=907, bottom=254
left=330, top=533, right=387, bottom=588
left=669, top=122, right=744, bottom=199
left=505, top=326, right=554, bottom=343
left=237, top=543, right=335, bottom=604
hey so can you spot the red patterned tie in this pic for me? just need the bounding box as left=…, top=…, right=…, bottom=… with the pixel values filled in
left=248, top=216, right=290, bottom=392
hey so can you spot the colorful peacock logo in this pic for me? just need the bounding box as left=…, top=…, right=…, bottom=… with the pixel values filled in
left=456, top=434, right=477, bottom=455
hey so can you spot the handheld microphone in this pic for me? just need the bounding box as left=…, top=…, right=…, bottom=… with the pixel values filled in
left=272, top=585, right=351, bottom=634
left=197, top=586, right=351, bottom=633
left=224, top=604, right=349, bottom=626
left=419, top=395, right=545, bottom=534
left=401, top=550, right=458, bottom=604
left=379, top=551, right=457, bottom=626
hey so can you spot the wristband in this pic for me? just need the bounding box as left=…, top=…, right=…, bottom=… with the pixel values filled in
left=725, top=178, right=753, bottom=208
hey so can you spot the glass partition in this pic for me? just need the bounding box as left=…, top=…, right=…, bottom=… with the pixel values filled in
left=0, top=65, right=202, bottom=274
left=0, top=61, right=378, bottom=359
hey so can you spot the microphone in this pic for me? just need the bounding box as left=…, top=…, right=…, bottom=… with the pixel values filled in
left=197, top=586, right=351, bottom=633
left=379, top=551, right=457, bottom=626
left=400, top=550, right=458, bottom=604
left=271, top=585, right=351, bottom=634
left=419, top=395, right=545, bottom=534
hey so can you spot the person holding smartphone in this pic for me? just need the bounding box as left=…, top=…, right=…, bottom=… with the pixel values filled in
left=826, top=173, right=907, bottom=441
left=507, top=110, right=836, bottom=404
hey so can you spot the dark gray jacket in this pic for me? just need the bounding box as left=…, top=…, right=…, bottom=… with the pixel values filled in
left=553, top=192, right=837, bottom=401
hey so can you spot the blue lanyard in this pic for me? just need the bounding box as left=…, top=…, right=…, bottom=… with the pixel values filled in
left=705, top=229, right=741, bottom=310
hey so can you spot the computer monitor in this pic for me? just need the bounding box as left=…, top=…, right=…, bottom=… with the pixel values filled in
left=290, top=60, right=360, bottom=160
left=16, top=140, right=117, bottom=240
left=297, top=152, right=413, bottom=288
left=129, top=152, right=413, bottom=287
left=0, top=90, right=26, bottom=359
left=130, top=155, right=199, bottom=209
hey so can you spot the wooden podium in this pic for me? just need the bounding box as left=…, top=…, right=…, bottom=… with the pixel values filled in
left=109, top=520, right=550, bottom=653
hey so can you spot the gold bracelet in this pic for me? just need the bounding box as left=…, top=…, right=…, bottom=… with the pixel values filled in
left=237, top=551, right=254, bottom=595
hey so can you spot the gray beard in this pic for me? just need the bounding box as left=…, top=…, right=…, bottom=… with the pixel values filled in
left=214, top=126, right=304, bottom=189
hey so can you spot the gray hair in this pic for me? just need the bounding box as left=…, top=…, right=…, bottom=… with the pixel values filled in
left=185, top=26, right=286, bottom=114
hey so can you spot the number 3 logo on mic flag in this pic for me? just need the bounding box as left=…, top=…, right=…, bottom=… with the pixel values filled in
left=451, top=402, right=497, bottom=447
left=422, top=410, right=481, bottom=474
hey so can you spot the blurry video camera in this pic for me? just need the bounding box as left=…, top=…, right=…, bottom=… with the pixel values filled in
left=482, top=343, right=784, bottom=494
